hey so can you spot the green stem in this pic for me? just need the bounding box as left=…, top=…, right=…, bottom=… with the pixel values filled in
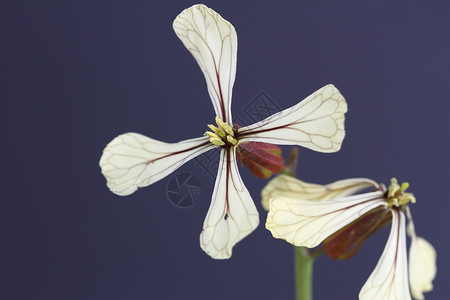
left=294, top=246, right=314, bottom=300
left=282, top=147, right=299, bottom=177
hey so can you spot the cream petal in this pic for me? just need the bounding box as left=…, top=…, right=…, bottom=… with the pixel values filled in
left=265, top=191, right=386, bottom=248
left=173, top=4, right=237, bottom=123
left=359, top=210, right=411, bottom=300
left=405, top=207, right=437, bottom=299
left=99, top=133, right=214, bottom=196
left=261, top=175, right=381, bottom=211
left=238, top=84, right=347, bottom=152
left=409, top=236, right=437, bottom=300
left=200, top=148, right=259, bottom=259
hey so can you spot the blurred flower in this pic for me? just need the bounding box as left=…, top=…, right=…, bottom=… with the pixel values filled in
left=407, top=208, right=437, bottom=300
left=99, top=4, right=347, bottom=259
left=265, top=176, right=436, bottom=299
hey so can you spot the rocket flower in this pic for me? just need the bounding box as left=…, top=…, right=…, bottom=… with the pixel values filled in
left=264, top=176, right=436, bottom=299
left=99, top=4, right=347, bottom=259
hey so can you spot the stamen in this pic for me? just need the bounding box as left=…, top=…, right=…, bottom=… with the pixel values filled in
left=204, top=131, right=220, bottom=139
left=398, top=193, right=416, bottom=206
left=227, top=135, right=238, bottom=146
left=205, top=116, right=239, bottom=148
left=387, top=177, right=415, bottom=208
left=215, top=116, right=234, bottom=136
left=400, top=182, right=409, bottom=193
left=210, top=138, right=225, bottom=146
left=387, top=178, right=399, bottom=199
left=207, top=124, right=222, bottom=135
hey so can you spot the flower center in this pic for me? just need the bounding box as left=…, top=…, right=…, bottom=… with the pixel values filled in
left=204, top=116, right=238, bottom=147
left=386, top=178, right=416, bottom=208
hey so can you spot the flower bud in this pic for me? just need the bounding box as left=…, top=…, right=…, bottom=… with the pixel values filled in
left=236, top=142, right=284, bottom=178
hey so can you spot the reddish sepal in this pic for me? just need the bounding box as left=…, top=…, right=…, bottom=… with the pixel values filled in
left=323, top=205, right=392, bottom=260
left=236, top=142, right=284, bottom=179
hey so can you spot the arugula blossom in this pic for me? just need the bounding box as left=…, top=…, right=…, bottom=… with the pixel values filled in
left=264, top=175, right=437, bottom=299
left=99, top=4, right=348, bottom=259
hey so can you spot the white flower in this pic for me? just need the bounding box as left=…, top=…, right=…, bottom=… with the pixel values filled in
left=99, top=4, right=348, bottom=259
left=265, top=177, right=436, bottom=299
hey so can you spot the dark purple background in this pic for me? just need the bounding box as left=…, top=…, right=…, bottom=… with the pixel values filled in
left=2, top=1, right=449, bottom=299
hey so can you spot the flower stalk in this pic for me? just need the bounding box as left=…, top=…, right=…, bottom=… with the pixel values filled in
left=283, top=148, right=313, bottom=300
left=295, top=246, right=314, bottom=300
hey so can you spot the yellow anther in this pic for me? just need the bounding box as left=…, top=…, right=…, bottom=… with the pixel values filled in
left=400, top=182, right=409, bottom=193
left=227, top=135, right=238, bottom=146
left=399, top=193, right=416, bottom=206
left=215, top=116, right=234, bottom=136
left=207, top=124, right=222, bottom=136
left=205, top=116, right=238, bottom=147
left=388, top=178, right=399, bottom=198
left=224, top=125, right=234, bottom=136
left=210, top=137, right=225, bottom=146
left=204, top=131, right=220, bottom=139
left=387, top=177, right=415, bottom=208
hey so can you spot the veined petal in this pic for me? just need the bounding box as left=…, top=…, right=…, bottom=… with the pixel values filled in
left=261, top=175, right=381, bottom=211
left=359, top=210, right=411, bottom=300
left=266, top=191, right=386, bottom=248
left=409, top=236, right=437, bottom=300
left=200, top=148, right=259, bottom=259
left=238, top=84, right=347, bottom=152
left=173, top=4, right=237, bottom=123
left=99, top=133, right=214, bottom=196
